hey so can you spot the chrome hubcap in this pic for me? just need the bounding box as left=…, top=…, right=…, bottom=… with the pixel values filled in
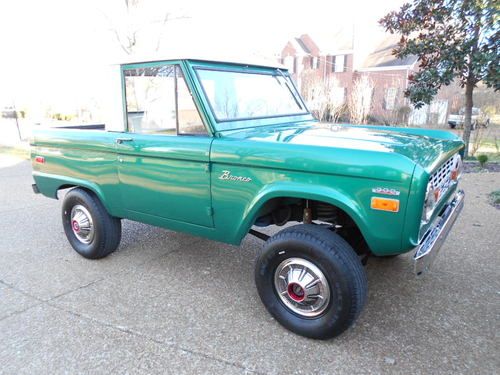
left=70, top=205, right=94, bottom=244
left=274, top=257, right=330, bottom=318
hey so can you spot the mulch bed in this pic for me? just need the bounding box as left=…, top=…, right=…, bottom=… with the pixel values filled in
left=463, top=162, right=500, bottom=173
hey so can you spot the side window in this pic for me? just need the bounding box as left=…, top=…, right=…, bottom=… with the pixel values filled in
left=176, top=69, right=207, bottom=135
left=124, top=64, right=207, bottom=136
left=124, top=65, right=176, bottom=134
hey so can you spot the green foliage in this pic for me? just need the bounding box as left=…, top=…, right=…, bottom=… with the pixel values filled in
left=380, top=0, right=500, bottom=108
left=482, top=104, right=496, bottom=116
left=0, top=145, right=30, bottom=160
left=50, top=113, right=75, bottom=121
left=489, top=190, right=500, bottom=205
left=477, top=154, right=488, bottom=167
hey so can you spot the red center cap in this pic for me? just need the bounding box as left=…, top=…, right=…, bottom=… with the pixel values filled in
left=287, top=282, right=305, bottom=302
left=72, top=220, right=80, bottom=232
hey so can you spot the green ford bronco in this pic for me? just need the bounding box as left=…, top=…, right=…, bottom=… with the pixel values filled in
left=31, top=57, right=465, bottom=339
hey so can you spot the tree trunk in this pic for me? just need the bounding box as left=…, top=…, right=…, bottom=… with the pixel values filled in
left=462, top=82, right=474, bottom=158
left=13, top=108, right=22, bottom=141
left=462, top=13, right=481, bottom=159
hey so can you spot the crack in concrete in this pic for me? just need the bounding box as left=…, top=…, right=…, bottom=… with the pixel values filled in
left=0, top=302, right=44, bottom=323
left=0, top=278, right=43, bottom=302
left=2, top=272, right=265, bottom=374
left=0, top=232, right=203, bottom=304
left=45, top=302, right=266, bottom=375
left=44, top=243, right=194, bottom=303
left=44, top=278, right=105, bottom=302
left=0, top=208, right=260, bottom=372
left=0, top=278, right=45, bottom=322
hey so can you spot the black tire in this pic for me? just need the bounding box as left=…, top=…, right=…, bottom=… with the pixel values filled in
left=62, top=188, right=121, bottom=259
left=255, top=224, right=367, bottom=340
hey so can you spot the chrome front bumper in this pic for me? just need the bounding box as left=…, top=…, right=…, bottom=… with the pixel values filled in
left=414, top=190, right=465, bottom=275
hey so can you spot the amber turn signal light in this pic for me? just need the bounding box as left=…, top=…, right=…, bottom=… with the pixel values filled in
left=371, top=197, right=400, bottom=212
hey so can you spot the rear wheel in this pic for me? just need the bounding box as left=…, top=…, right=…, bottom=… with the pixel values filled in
left=255, top=224, right=367, bottom=339
left=62, top=188, right=121, bottom=259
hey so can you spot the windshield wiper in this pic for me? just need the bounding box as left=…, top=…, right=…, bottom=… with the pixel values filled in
left=275, top=69, right=305, bottom=111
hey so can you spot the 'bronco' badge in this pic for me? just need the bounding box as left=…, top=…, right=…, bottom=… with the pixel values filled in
left=219, top=170, right=252, bottom=182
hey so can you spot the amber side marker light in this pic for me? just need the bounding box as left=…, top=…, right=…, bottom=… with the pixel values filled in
left=371, top=197, right=400, bottom=212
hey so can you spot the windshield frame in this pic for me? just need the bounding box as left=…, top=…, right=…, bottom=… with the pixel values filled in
left=193, top=66, right=310, bottom=125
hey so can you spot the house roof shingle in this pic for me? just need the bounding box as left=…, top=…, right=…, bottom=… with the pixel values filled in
left=307, top=29, right=354, bottom=54
left=361, top=34, right=417, bottom=69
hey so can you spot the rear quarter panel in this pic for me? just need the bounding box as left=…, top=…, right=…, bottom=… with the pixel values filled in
left=31, top=129, right=123, bottom=217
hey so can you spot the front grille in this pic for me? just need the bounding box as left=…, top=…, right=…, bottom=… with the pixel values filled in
left=429, top=156, right=455, bottom=197
left=420, top=153, right=461, bottom=234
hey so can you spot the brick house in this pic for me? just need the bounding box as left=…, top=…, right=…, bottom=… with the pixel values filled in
left=356, top=35, right=417, bottom=123
left=280, top=32, right=451, bottom=126
left=281, top=31, right=354, bottom=108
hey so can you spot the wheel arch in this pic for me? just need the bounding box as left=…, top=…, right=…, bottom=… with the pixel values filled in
left=235, top=183, right=372, bottom=248
left=33, top=172, right=112, bottom=213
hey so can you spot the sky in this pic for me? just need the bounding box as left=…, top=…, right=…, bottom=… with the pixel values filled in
left=0, top=0, right=406, bottom=116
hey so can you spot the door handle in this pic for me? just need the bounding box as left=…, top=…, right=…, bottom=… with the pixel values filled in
left=116, top=137, right=133, bottom=144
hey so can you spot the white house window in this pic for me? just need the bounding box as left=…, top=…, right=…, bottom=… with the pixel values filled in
left=384, top=87, right=397, bottom=110
left=333, top=55, right=345, bottom=72
left=284, top=56, right=295, bottom=73
left=312, top=57, right=318, bottom=69
left=295, top=57, right=302, bottom=75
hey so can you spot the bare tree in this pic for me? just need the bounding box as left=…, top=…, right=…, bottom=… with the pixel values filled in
left=101, top=0, right=190, bottom=55
left=327, top=82, right=348, bottom=123
left=349, top=75, right=374, bottom=124
left=300, top=70, right=347, bottom=122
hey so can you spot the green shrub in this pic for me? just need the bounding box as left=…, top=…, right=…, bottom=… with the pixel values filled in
left=477, top=154, right=488, bottom=168
left=482, top=105, right=496, bottom=117
left=490, top=190, right=500, bottom=204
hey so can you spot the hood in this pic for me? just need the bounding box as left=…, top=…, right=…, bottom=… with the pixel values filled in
left=222, top=122, right=464, bottom=171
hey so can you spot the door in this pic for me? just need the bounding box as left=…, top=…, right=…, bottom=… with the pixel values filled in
left=117, top=62, right=213, bottom=227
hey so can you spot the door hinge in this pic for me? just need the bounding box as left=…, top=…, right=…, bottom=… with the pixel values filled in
left=205, top=163, right=211, bottom=173
left=206, top=207, right=214, bottom=217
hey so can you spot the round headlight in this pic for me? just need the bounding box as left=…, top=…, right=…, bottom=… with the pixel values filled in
left=450, top=154, right=463, bottom=181
left=423, top=183, right=438, bottom=222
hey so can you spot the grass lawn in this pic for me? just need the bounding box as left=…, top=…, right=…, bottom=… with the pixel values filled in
left=0, top=145, right=30, bottom=160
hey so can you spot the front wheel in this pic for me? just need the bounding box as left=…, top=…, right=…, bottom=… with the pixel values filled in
left=255, top=224, right=367, bottom=339
left=62, top=188, right=122, bottom=259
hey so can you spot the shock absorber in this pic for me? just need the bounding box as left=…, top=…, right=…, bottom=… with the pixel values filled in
left=303, top=200, right=312, bottom=224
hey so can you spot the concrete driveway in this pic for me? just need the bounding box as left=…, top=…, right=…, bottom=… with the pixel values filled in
left=0, top=156, right=498, bottom=374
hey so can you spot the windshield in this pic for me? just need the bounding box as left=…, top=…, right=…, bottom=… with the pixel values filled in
left=195, top=68, right=308, bottom=124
